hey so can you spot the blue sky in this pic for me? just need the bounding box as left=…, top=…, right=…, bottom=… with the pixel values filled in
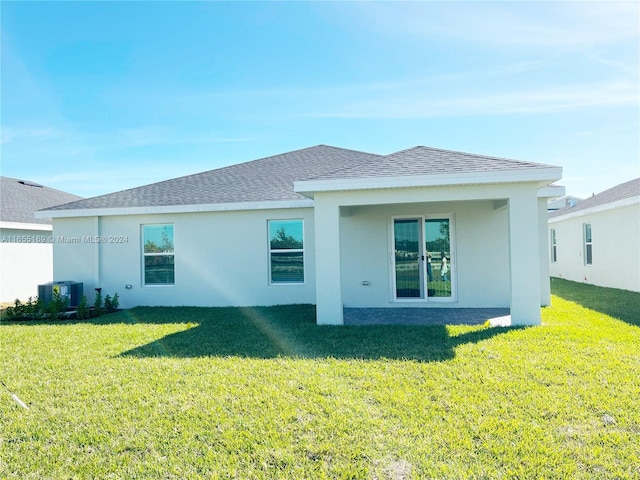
left=1, top=1, right=638, bottom=199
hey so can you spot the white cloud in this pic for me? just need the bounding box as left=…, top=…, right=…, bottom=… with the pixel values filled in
left=353, top=1, right=639, bottom=50
left=0, top=126, right=69, bottom=144
left=309, top=81, right=639, bottom=119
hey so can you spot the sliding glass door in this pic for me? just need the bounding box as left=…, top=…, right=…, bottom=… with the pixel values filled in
left=393, top=216, right=454, bottom=301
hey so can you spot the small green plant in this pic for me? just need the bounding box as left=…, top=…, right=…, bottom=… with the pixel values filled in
left=1, top=299, right=22, bottom=320
left=75, top=295, right=91, bottom=320
left=2, top=297, right=45, bottom=320
left=47, top=289, right=69, bottom=320
left=104, top=293, right=120, bottom=313
left=93, top=289, right=104, bottom=316
left=29, top=297, right=44, bottom=319
left=11, top=299, right=26, bottom=319
left=1, top=290, right=119, bottom=321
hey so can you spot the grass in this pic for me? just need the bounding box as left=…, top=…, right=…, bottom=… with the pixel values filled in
left=1, top=280, right=639, bottom=479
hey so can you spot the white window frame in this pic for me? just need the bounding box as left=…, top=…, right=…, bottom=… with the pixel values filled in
left=141, top=224, right=175, bottom=287
left=550, top=228, right=557, bottom=263
left=267, top=219, right=305, bottom=285
left=389, top=214, right=456, bottom=303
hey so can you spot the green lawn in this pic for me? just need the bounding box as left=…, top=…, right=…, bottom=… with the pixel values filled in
left=1, top=280, right=639, bottom=479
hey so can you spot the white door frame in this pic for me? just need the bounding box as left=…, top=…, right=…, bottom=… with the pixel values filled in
left=390, top=214, right=456, bottom=303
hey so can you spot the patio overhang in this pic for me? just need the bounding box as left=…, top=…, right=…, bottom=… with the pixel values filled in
left=294, top=167, right=562, bottom=199
left=309, top=180, right=556, bottom=327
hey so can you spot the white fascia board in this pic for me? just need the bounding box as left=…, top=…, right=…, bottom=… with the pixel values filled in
left=0, top=221, right=53, bottom=231
left=548, top=195, right=640, bottom=223
left=35, top=199, right=315, bottom=219
left=538, top=184, right=566, bottom=199
left=294, top=167, right=563, bottom=196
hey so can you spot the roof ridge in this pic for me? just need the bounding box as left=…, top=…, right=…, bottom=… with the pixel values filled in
left=302, top=147, right=383, bottom=181
left=388, top=145, right=556, bottom=168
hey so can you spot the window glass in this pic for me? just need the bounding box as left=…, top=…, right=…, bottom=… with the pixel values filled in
left=425, top=218, right=451, bottom=298
left=269, top=220, right=303, bottom=283
left=270, top=252, right=304, bottom=283
left=269, top=220, right=303, bottom=250
left=144, top=255, right=175, bottom=285
left=394, top=219, right=421, bottom=298
left=143, top=225, right=175, bottom=285
left=143, top=225, right=174, bottom=253
left=550, top=229, right=557, bottom=263
left=584, top=224, right=592, bottom=265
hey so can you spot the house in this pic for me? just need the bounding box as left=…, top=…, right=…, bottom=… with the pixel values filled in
left=0, top=176, right=82, bottom=303
left=37, top=145, right=563, bottom=326
left=548, top=178, right=640, bottom=292
left=547, top=194, right=582, bottom=212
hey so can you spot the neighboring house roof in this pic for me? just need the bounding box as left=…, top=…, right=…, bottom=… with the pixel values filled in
left=0, top=176, right=82, bottom=225
left=549, top=177, right=640, bottom=219
left=39, top=144, right=561, bottom=216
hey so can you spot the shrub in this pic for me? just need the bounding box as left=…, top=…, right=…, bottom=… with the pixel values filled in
left=1, top=290, right=119, bottom=321
left=93, top=289, right=104, bottom=316
left=104, top=293, right=119, bottom=313
left=2, top=297, right=46, bottom=321
left=47, top=290, right=69, bottom=320
left=76, top=295, right=91, bottom=320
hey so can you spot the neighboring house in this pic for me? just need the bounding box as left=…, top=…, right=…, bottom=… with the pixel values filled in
left=37, top=145, right=563, bottom=326
left=547, top=194, right=582, bottom=212
left=548, top=178, right=640, bottom=292
left=0, top=177, right=82, bottom=303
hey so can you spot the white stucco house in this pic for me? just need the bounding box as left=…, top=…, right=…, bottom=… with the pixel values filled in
left=37, top=145, right=563, bottom=325
left=548, top=178, right=640, bottom=292
left=547, top=195, right=582, bottom=212
left=0, top=176, right=82, bottom=303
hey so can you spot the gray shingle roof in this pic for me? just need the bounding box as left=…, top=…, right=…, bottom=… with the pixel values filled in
left=549, top=177, right=640, bottom=218
left=309, top=146, right=556, bottom=180
left=43, top=145, right=381, bottom=211
left=1, top=177, right=82, bottom=225
left=40, top=144, right=558, bottom=213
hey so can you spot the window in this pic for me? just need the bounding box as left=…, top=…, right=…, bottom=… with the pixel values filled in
left=268, top=219, right=304, bottom=284
left=550, top=229, right=557, bottom=263
left=142, top=224, right=175, bottom=285
left=583, top=223, right=592, bottom=265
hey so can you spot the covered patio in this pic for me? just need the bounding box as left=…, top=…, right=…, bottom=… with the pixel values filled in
left=295, top=152, right=562, bottom=326
left=344, top=307, right=511, bottom=326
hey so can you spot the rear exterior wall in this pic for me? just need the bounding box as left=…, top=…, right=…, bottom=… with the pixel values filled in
left=52, top=208, right=316, bottom=308
left=339, top=200, right=511, bottom=308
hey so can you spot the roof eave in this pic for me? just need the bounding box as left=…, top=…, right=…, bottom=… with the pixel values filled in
left=538, top=184, right=566, bottom=199
left=294, top=167, right=563, bottom=197
left=0, top=221, right=53, bottom=231
left=549, top=195, right=640, bottom=222
left=35, top=199, right=315, bottom=219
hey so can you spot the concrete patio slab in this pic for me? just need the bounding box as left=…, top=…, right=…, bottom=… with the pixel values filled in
left=343, top=308, right=511, bottom=326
